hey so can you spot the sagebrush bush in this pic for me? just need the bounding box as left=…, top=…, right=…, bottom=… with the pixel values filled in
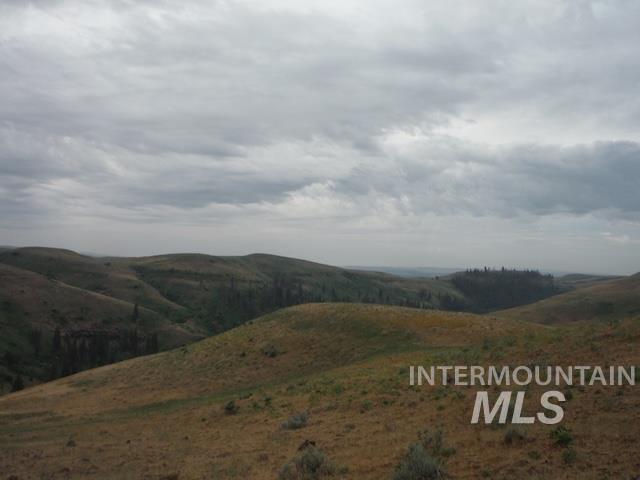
left=223, top=400, right=239, bottom=415
left=503, top=427, right=526, bottom=445
left=550, top=426, right=573, bottom=447
left=282, top=412, right=308, bottom=430
left=278, top=445, right=337, bottom=479
left=562, top=447, right=577, bottom=464
left=418, top=429, right=456, bottom=458
left=262, top=344, right=278, bottom=358
left=393, top=444, right=444, bottom=480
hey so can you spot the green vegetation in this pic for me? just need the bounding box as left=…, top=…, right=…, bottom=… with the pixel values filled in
left=224, top=400, right=239, bottom=415
left=550, top=426, right=574, bottom=447
left=393, top=429, right=454, bottom=480
left=1, top=245, right=636, bottom=398
left=10, top=374, right=24, bottom=392
left=393, top=445, right=444, bottom=480
left=562, top=447, right=577, bottom=464
left=451, top=268, right=559, bottom=312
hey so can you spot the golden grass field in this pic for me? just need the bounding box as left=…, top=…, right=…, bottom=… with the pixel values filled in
left=1, top=303, right=639, bottom=479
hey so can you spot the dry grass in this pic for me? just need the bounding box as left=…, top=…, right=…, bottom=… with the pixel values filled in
left=0, top=303, right=639, bottom=479
left=496, top=273, right=640, bottom=324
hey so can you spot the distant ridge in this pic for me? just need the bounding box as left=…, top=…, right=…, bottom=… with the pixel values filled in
left=345, top=265, right=462, bottom=278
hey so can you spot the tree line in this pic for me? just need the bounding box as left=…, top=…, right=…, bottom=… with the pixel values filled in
left=48, top=326, right=159, bottom=379
left=450, top=267, right=559, bottom=312
left=5, top=324, right=159, bottom=392
left=204, top=274, right=442, bottom=332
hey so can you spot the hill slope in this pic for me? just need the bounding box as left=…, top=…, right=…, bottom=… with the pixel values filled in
left=0, top=262, right=202, bottom=394
left=0, top=247, right=569, bottom=393
left=495, top=273, right=640, bottom=324
left=0, top=303, right=638, bottom=479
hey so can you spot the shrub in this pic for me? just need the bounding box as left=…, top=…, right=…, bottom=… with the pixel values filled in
left=393, top=444, right=444, bottom=480
left=418, top=429, right=455, bottom=458
left=550, top=426, right=573, bottom=447
left=562, top=447, right=577, bottom=464
left=282, top=412, right=308, bottom=430
left=278, top=445, right=338, bottom=479
left=262, top=345, right=278, bottom=358
left=503, top=427, right=526, bottom=445
left=224, top=400, right=239, bottom=415
left=393, top=429, right=453, bottom=480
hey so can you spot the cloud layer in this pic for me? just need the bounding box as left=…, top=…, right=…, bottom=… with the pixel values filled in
left=0, top=0, right=639, bottom=273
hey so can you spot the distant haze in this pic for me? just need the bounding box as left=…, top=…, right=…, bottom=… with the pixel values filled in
left=1, top=1, right=639, bottom=275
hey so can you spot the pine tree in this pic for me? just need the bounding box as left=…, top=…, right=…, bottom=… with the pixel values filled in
left=28, top=329, right=42, bottom=356
left=52, top=327, right=62, bottom=353
left=11, top=374, right=25, bottom=392
left=145, top=333, right=159, bottom=354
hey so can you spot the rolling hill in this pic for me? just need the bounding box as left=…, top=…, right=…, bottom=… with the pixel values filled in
left=1, top=247, right=565, bottom=393
left=0, top=247, right=464, bottom=327
left=0, top=261, right=201, bottom=395
left=0, top=246, right=460, bottom=393
left=0, top=303, right=638, bottom=479
left=496, top=273, right=640, bottom=325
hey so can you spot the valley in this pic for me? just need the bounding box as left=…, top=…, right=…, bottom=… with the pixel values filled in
left=0, top=247, right=569, bottom=393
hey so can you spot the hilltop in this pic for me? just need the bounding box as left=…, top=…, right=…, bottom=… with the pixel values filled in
left=1, top=303, right=638, bottom=479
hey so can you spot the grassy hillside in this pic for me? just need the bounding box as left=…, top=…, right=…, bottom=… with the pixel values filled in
left=0, top=262, right=202, bottom=394
left=0, top=247, right=186, bottom=316
left=0, top=247, right=458, bottom=393
left=0, top=247, right=572, bottom=393
left=554, top=273, right=622, bottom=290
left=496, top=273, right=640, bottom=324
left=0, top=303, right=638, bottom=479
left=128, top=252, right=464, bottom=330
left=0, top=248, right=466, bottom=326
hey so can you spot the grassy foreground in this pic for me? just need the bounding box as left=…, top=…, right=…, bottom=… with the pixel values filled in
left=1, top=303, right=639, bottom=479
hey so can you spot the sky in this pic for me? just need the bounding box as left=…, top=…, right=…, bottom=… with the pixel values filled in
left=0, top=0, right=639, bottom=274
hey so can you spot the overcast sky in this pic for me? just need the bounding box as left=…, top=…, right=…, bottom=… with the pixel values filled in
left=1, top=0, right=639, bottom=274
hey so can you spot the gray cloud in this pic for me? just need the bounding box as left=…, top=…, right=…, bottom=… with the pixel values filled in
left=330, top=140, right=640, bottom=219
left=0, top=0, right=639, bottom=272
